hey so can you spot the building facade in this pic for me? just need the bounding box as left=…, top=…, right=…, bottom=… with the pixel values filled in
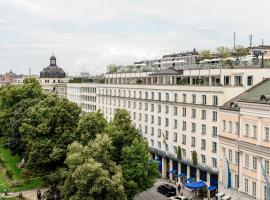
left=219, top=79, right=270, bottom=200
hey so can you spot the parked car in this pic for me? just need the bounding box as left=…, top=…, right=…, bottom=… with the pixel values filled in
left=157, top=184, right=176, bottom=197
left=168, top=196, right=189, bottom=200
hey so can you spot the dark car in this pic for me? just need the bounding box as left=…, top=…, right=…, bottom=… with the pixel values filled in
left=157, top=184, right=176, bottom=197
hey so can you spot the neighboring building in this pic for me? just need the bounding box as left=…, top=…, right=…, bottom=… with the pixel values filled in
left=67, top=83, right=97, bottom=113
left=249, top=45, right=270, bottom=58
left=96, top=66, right=270, bottom=190
left=39, top=54, right=69, bottom=95
left=0, top=70, right=25, bottom=85
left=219, top=79, right=270, bottom=200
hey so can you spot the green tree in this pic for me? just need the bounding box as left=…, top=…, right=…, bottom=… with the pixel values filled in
left=106, top=64, right=118, bottom=73
left=63, top=134, right=127, bottom=200
left=216, top=46, right=232, bottom=59
left=235, top=46, right=249, bottom=57
left=177, top=146, right=182, bottom=161
left=76, top=111, right=107, bottom=145
left=20, top=95, right=81, bottom=173
left=121, top=139, right=159, bottom=199
left=105, top=109, right=141, bottom=164
left=192, top=151, right=198, bottom=166
left=200, top=50, right=213, bottom=59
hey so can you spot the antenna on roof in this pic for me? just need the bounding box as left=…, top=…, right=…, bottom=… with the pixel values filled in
left=249, top=35, right=253, bottom=48
left=261, top=38, right=264, bottom=46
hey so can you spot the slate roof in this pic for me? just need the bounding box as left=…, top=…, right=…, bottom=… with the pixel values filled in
left=221, top=78, right=270, bottom=111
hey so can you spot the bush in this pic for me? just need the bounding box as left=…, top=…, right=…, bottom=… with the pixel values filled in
left=5, top=168, right=13, bottom=179
left=9, top=180, right=23, bottom=188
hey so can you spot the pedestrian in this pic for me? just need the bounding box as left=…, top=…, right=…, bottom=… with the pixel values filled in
left=177, top=183, right=181, bottom=194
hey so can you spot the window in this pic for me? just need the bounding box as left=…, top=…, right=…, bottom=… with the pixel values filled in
left=235, top=151, right=239, bottom=164
left=139, top=102, right=142, bottom=110
left=173, top=132, right=177, bottom=142
left=201, top=139, right=206, bottom=150
left=201, top=154, right=206, bottom=164
left=264, top=185, right=270, bottom=200
left=173, top=146, right=177, bottom=154
left=235, top=174, right=239, bottom=188
left=158, top=92, right=161, bottom=101
left=201, top=110, right=206, bottom=120
left=245, top=154, right=250, bottom=168
left=182, top=149, right=186, bottom=157
left=158, top=129, right=161, bottom=138
left=212, top=157, right=217, bottom=168
left=201, top=124, right=206, bottom=135
left=151, top=115, right=154, bottom=124
left=191, top=123, right=196, bottom=133
left=165, top=131, right=169, bottom=140
left=253, top=156, right=257, bottom=170
left=144, top=126, right=148, bottom=134
left=212, top=126, right=217, bottom=138
left=182, top=93, right=187, bottom=103
left=192, top=94, right=196, bottom=104
left=223, top=120, right=226, bottom=131
left=166, top=93, right=169, bottom=101
left=247, top=76, right=253, bottom=86
left=265, top=160, right=269, bottom=175
left=191, top=136, right=196, bottom=147
left=245, top=124, right=250, bottom=136
left=158, top=105, right=161, bottom=113
left=158, top=141, right=161, bottom=149
left=139, top=91, right=142, bottom=98
left=174, top=93, right=178, bottom=102
left=182, top=121, right=186, bottom=131
left=191, top=109, right=196, bottom=118
left=165, top=105, right=169, bottom=114
left=244, top=178, right=249, bottom=193
left=145, top=91, right=148, bottom=99
left=235, top=122, right=239, bottom=134
left=229, top=149, right=232, bottom=162
left=213, top=95, right=218, bottom=106
left=133, top=102, right=136, bottom=109
left=212, top=111, right=217, bottom=122
left=229, top=121, right=232, bottom=133
left=139, top=113, right=142, bottom=121
left=145, top=103, right=148, bottom=111
left=144, top=114, right=148, bottom=122
left=182, top=107, right=186, bottom=117
left=265, top=127, right=270, bottom=141
left=151, top=139, right=154, bottom=147
left=252, top=125, right=257, bottom=138
left=151, top=104, right=154, bottom=112
left=173, top=106, right=178, bottom=115
left=234, top=75, right=242, bottom=86
left=158, top=117, right=161, bottom=125
left=182, top=134, right=186, bottom=145
left=151, top=127, right=154, bottom=136
left=173, top=119, right=177, bottom=129
left=151, top=92, right=154, bottom=100
left=224, top=76, right=231, bottom=86
left=165, top=118, right=169, bottom=127
left=202, top=95, right=207, bottom=105
left=212, top=142, right=217, bottom=153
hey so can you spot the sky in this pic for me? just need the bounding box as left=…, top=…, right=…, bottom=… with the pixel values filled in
left=0, top=0, right=270, bottom=75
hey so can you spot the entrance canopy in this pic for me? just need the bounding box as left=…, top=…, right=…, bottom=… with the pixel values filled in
left=186, top=181, right=206, bottom=190
left=177, top=173, right=186, bottom=178
left=208, top=185, right=217, bottom=191
left=187, top=177, right=194, bottom=182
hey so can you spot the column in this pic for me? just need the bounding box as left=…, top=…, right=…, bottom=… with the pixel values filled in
left=178, top=162, right=181, bottom=183
left=187, top=165, right=190, bottom=178
left=207, top=173, right=211, bottom=200
left=162, top=157, right=167, bottom=179
left=169, top=159, right=173, bottom=180
left=257, top=157, right=263, bottom=200
left=196, top=168, right=200, bottom=181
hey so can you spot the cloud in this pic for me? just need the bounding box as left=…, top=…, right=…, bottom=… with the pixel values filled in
left=0, top=0, right=270, bottom=75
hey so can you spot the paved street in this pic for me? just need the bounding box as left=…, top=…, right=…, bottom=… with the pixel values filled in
left=135, top=179, right=194, bottom=200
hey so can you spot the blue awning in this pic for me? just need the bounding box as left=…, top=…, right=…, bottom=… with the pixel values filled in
left=186, top=181, right=206, bottom=190
left=177, top=173, right=186, bottom=178
left=208, top=185, right=217, bottom=191
left=187, top=177, right=194, bottom=182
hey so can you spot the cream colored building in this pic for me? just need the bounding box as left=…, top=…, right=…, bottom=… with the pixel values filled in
left=97, top=66, right=270, bottom=190
left=219, top=79, right=270, bottom=200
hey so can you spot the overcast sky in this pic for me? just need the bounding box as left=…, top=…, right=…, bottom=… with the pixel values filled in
left=0, top=0, right=269, bottom=75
